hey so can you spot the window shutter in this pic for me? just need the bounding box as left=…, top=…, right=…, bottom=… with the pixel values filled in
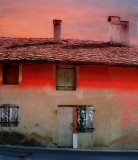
left=56, top=65, right=76, bottom=90
left=86, top=106, right=93, bottom=130
left=65, top=68, right=76, bottom=90
left=56, top=67, right=65, bottom=90
left=9, top=108, right=18, bottom=123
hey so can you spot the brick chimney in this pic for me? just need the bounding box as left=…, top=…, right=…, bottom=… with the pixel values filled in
left=108, top=16, right=130, bottom=46
left=53, top=19, right=62, bottom=43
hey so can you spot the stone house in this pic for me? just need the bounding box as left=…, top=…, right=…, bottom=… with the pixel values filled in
left=0, top=16, right=138, bottom=149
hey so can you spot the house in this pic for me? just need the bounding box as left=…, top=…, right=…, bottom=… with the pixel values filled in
left=0, top=16, right=138, bottom=149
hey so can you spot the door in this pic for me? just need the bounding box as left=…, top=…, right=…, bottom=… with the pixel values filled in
left=58, top=107, right=73, bottom=147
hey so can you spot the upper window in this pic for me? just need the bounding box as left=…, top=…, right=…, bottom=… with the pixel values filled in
left=56, top=65, right=76, bottom=90
left=3, top=64, right=19, bottom=85
left=0, top=104, right=19, bottom=127
left=77, top=106, right=94, bottom=132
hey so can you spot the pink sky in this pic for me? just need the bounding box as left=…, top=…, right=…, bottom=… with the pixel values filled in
left=0, top=0, right=138, bottom=44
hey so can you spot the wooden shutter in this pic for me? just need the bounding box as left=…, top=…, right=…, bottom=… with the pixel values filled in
left=56, top=65, right=66, bottom=90
left=56, top=65, right=76, bottom=90
left=66, top=67, right=76, bottom=90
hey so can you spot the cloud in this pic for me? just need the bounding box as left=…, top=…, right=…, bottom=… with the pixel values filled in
left=0, top=0, right=137, bottom=44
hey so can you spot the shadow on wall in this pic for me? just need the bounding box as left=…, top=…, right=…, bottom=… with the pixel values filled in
left=0, top=131, right=56, bottom=147
left=109, top=131, right=138, bottom=150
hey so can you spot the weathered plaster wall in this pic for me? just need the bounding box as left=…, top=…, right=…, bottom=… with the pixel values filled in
left=77, top=66, right=138, bottom=149
left=0, top=64, right=137, bottom=149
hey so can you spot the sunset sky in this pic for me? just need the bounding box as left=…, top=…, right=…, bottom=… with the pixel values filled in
left=0, top=0, right=138, bottom=44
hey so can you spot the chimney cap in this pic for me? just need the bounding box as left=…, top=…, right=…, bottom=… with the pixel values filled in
left=108, top=16, right=120, bottom=23
left=120, top=20, right=129, bottom=23
left=108, top=16, right=120, bottom=18
left=53, top=19, right=62, bottom=24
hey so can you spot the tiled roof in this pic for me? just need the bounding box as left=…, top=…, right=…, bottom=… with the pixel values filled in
left=0, top=37, right=138, bottom=66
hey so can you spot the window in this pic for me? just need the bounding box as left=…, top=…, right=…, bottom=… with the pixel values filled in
left=56, top=65, right=76, bottom=90
left=77, top=106, right=94, bottom=132
left=0, top=104, right=19, bottom=127
left=3, top=64, right=19, bottom=85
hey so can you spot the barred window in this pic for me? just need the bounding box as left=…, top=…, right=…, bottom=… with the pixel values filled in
left=56, top=65, right=76, bottom=90
left=0, top=104, right=19, bottom=127
left=77, top=106, right=94, bottom=132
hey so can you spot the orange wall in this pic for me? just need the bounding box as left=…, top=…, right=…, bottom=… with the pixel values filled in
left=110, top=67, right=138, bottom=91
left=77, top=66, right=109, bottom=89
left=0, top=64, right=138, bottom=91
left=20, top=64, right=55, bottom=88
left=78, top=65, right=138, bottom=91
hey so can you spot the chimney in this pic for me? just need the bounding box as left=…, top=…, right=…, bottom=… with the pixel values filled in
left=108, top=16, right=120, bottom=24
left=53, top=19, right=62, bottom=43
left=120, top=21, right=130, bottom=46
left=108, top=16, right=121, bottom=44
left=108, top=16, right=130, bottom=46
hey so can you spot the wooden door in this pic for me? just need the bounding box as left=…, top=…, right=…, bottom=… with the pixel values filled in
left=58, top=107, right=73, bottom=147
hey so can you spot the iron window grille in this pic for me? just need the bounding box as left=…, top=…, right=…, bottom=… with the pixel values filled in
left=77, top=106, right=94, bottom=132
left=0, top=104, right=19, bottom=127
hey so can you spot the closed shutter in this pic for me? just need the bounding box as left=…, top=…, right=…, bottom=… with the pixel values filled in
left=56, top=65, right=76, bottom=90
left=66, top=66, right=76, bottom=90
left=56, top=65, right=66, bottom=90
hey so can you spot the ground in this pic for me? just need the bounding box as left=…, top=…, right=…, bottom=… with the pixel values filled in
left=0, top=145, right=138, bottom=160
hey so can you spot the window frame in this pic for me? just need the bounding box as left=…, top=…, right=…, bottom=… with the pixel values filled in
left=0, top=104, right=19, bottom=127
left=2, top=64, right=19, bottom=85
left=77, top=105, right=94, bottom=133
left=56, top=64, right=76, bottom=90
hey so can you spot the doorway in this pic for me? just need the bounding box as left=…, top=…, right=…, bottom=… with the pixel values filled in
left=58, top=106, right=73, bottom=147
